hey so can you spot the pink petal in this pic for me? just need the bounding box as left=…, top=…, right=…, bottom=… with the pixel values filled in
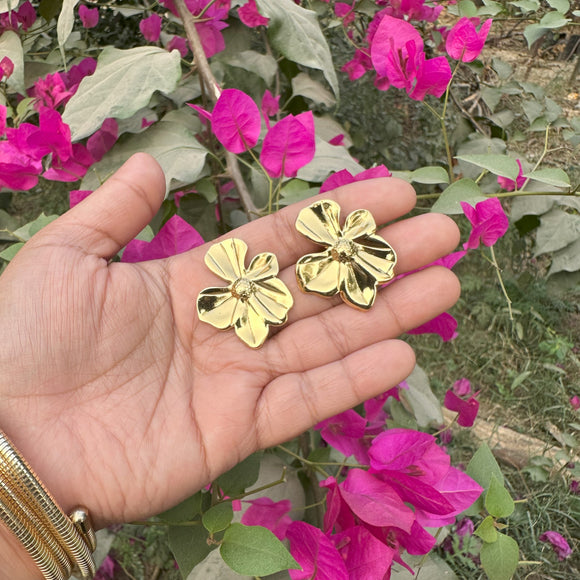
left=260, top=111, right=315, bottom=178
left=16, top=2, right=36, bottom=30
left=69, top=190, right=92, bottom=208
left=0, top=104, right=6, bottom=137
left=87, top=118, right=118, bottom=162
left=539, top=531, right=572, bottom=561
left=452, top=378, right=472, bottom=397
left=238, top=0, right=269, bottom=28
left=570, top=395, right=580, bottom=411
left=369, top=428, right=436, bottom=472
left=240, top=498, right=292, bottom=540
left=166, top=35, right=189, bottom=57
left=446, top=18, right=492, bottom=62
left=261, top=89, right=280, bottom=117
left=0, top=141, right=42, bottom=191
left=0, top=56, right=14, bottom=81
left=315, top=410, right=369, bottom=463
left=286, top=521, right=348, bottom=580
left=339, top=469, right=415, bottom=532
left=43, top=143, right=93, bottom=182
left=407, top=312, right=458, bottom=342
left=187, top=103, right=212, bottom=123
left=319, top=164, right=391, bottom=193
left=79, top=5, right=99, bottom=29
left=319, top=477, right=356, bottom=534
left=140, top=13, right=162, bottom=42
left=444, top=390, right=479, bottom=427
left=392, top=521, right=437, bottom=556
left=333, top=525, right=395, bottom=579
left=122, top=215, right=204, bottom=262
left=409, top=54, right=452, bottom=100
left=211, top=88, right=261, bottom=153
left=461, top=197, right=509, bottom=249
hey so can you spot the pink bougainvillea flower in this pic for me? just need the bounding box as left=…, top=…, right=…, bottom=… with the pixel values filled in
left=0, top=104, right=6, bottom=137
left=319, top=165, right=391, bottom=193
left=69, top=190, right=92, bottom=208
left=539, top=531, right=572, bottom=561
left=30, top=72, right=73, bottom=110
left=570, top=395, right=580, bottom=411
left=0, top=56, right=14, bottom=82
left=453, top=378, right=472, bottom=397
left=332, top=525, right=394, bottom=579
left=446, top=17, right=492, bottom=63
left=166, top=35, right=189, bottom=57
left=240, top=498, right=292, bottom=540
left=444, top=390, right=479, bottom=427
left=261, top=89, right=280, bottom=127
left=461, top=197, right=509, bottom=249
left=16, top=1, right=36, bottom=30
left=140, top=13, right=162, bottom=42
left=43, top=143, right=93, bottom=182
left=286, top=521, right=348, bottom=580
left=0, top=141, right=43, bottom=191
left=407, top=312, right=458, bottom=342
left=497, top=159, right=526, bottom=191
left=24, top=108, right=72, bottom=162
left=94, top=555, right=116, bottom=580
left=61, top=57, right=97, bottom=93
left=328, top=134, right=345, bottom=146
left=122, top=215, right=204, bottom=262
left=238, top=0, right=269, bottom=28
left=408, top=53, right=453, bottom=100
left=79, top=5, right=99, bottom=29
left=335, top=2, right=355, bottom=26
left=260, top=111, right=315, bottom=178
left=314, top=410, right=368, bottom=463
left=456, top=517, right=475, bottom=537
left=211, top=88, right=261, bottom=153
left=342, top=49, right=373, bottom=81
left=87, top=118, right=118, bottom=162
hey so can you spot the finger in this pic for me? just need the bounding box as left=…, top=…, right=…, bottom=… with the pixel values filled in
left=264, top=267, right=460, bottom=375
left=278, top=212, right=460, bottom=324
left=256, top=339, right=415, bottom=448
left=36, top=153, right=166, bottom=259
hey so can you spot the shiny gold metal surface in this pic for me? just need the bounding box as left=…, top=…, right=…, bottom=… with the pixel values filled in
left=295, top=199, right=397, bottom=310
left=197, top=238, right=294, bottom=348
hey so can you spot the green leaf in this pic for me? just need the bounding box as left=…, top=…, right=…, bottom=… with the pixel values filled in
left=220, top=524, right=299, bottom=576
left=521, top=99, right=544, bottom=124
left=454, top=154, right=520, bottom=180
left=256, top=0, right=339, bottom=97
left=474, top=515, right=498, bottom=543
left=548, top=0, right=570, bottom=13
left=539, top=10, right=570, bottom=28
left=202, top=502, right=234, bottom=534
left=548, top=238, right=580, bottom=276
left=388, top=398, right=418, bottom=430
left=401, top=364, right=443, bottom=428
left=477, top=0, right=503, bottom=16
left=57, top=0, right=79, bottom=56
left=510, top=0, right=540, bottom=11
left=480, top=87, right=502, bottom=112
left=492, top=58, right=513, bottom=80
left=219, top=50, right=278, bottom=86
left=169, top=524, right=213, bottom=580
left=0, top=242, right=24, bottom=262
left=39, top=0, right=63, bottom=21
left=458, top=0, right=478, bottom=17
left=523, top=168, right=571, bottom=188
left=297, top=138, right=363, bottom=183
left=215, top=452, right=262, bottom=496
left=0, top=31, right=24, bottom=94
left=534, top=208, right=580, bottom=256
left=12, top=213, right=59, bottom=241
left=485, top=475, right=515, bottom=518
left=178, top=194, right=218, bottom=242
left=466, top=443, right=504, bottom=514
left=292, top=72, right=336, bottom=108
left=518, top=81, right=544, bottom=99
left=480, top=532, right=519, bottom=580
left=431, top=179, right=487, bottom=215
left=63, top=46, right=182, bottom=141
left=410, top=166, right=449, bottom=184
left=524, top=24, right=547, bottom=48
left=81, top=121, right=208, bottom=194
left=159, top=492, right=204, bottom=524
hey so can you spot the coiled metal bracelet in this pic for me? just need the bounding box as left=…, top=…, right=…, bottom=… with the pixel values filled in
left=0, top=430, right=96, bottom=579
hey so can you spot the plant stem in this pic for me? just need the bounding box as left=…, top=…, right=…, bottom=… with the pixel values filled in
left=174, top=0, right=258, bottom=221
left=277, top=444, right=330, bottom=478
left=489, top=245, right=513, bottom=322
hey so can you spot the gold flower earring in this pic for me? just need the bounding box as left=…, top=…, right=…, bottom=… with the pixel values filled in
left=295, top=199, right=397, bottom=310
left=197, top=238, right=294, bottom=348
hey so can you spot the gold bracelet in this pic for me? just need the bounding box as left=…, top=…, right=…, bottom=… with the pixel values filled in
left=0, top=430, right=96, bottom=580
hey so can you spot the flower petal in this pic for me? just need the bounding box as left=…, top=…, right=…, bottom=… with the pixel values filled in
left=251, top=278, right=294, bottom=325
left=246, top=252, right=279, bottom=281
left=197, top=287, right=240, bottom=329
left=234, top=303, right=270, bottom=349
left=204, top=238, right=247, bottom=282
left=296, top=250, right=341, bottom=296
left=340, top=261, right=377, bottom=310
left=354, top=238, right=397, bottom=283
left=342, top=209, right=377, bottom=240
left=295, top=199, right=341, bottom=246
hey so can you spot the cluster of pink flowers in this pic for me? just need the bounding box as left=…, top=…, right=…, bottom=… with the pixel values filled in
left=0, top=0, right=36, bottom=33
left=237, top=391, right=482, bottom=578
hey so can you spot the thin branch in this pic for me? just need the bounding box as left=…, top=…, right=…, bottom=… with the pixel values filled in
left=174, top=0, right=259, bottom=221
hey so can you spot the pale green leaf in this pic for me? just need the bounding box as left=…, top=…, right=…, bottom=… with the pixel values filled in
left=0, top=209, right=18, bottom=242
left=524, top=168, right=571, bottom=188
left=474, top=515, right=498, bottom=543
left=12, top=213, right=59, bottom=241
left=480, top=86, right=502, bottom=112
left=521, top=99, right=544, bottom=124
left=454, top=154, right=520, bottom=180
left=485, top=474, right=515, bottom=518
left=539, top=10, right=570, bottom=27
left=524, top=23, right=547, bottom=47
left=256, top=0, right=339, bottom=97
left=480, top=533, right=520, bottom=580
left=81, top=121, right=208, bottom=194
left=0, top=31, right=24, bottom=94
left=478, top=0, right=503, bottom=16
left=0, top=242, right=24, bottom=262
left=490, top=110, right=515, bottom=129
left=492, top=58, right=513, bottom=80
left=518, top=81, right=544, bottom=99
left=221, top=524, right=299, bottom=576
left=534, top=208, right=580, bottom=256
left=458, top=0, right=478, bottom=17
left=431, top=179, right=488, bottom=215
left=159, top=492, right=203, bottom=523
left=510, top=0, right=540, bottom=11
left=220, top=50, right=277, bottom=86
left=297, top=137, right=363, bottom=183
left=548, top=0, right=570, bottom=13
left=410, top=166, right=449, bottom=184
left=548, top=238, right=580, bottom=276
left=0, top=0, right=20, bottom=14
left=202, top=503, right=234, bottom=534
left=63, top=46, right=182, bottom=141
left=401, top=364, right=443, bottom=428
left=292, top=72, right=335, bottom=108
left=279, top=186, right=319, bottom=205
left=215, top=452, right=262, bottom=496
left=57, top=0, right=79, bottom=54
left=169, top=524, right=212, bottom=579
left=465, top=443, right=504, bottom=514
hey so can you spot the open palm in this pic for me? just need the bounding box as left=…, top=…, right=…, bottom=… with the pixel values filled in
left=0, top=154, right=460, bottom=528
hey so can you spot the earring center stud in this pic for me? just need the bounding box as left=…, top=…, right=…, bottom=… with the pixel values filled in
left=231, top=278, right=255, bottom=301
left=331, top=238, right=358, bottom=262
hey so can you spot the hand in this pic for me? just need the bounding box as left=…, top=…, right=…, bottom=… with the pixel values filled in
left=0, top=154, right=459, bottom=535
